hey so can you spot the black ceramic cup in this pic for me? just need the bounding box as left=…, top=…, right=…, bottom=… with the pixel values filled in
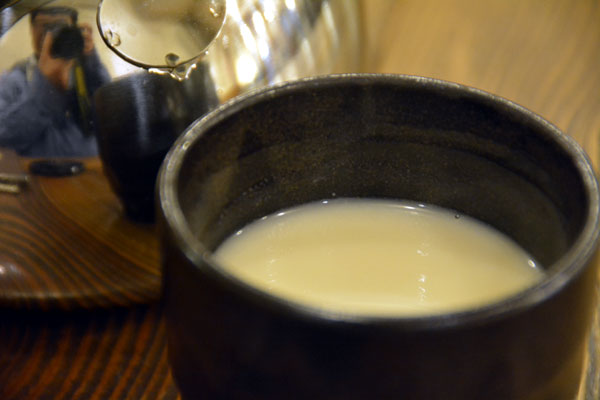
left=94, top=63, right=218, bottom=223
left=158, top=74, right=600, bottom=399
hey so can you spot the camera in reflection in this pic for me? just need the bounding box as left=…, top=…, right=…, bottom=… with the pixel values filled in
left=43, top=23, right=84, bottom=59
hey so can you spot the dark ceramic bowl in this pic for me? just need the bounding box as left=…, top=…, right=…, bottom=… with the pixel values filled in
left=158, top=74, right=600, bottom=399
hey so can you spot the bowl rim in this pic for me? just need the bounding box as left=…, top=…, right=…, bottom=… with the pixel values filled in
left=158, top=73, right=600, bottom=329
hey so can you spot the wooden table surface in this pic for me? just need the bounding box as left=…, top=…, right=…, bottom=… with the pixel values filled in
left=0, top=157, right=161, bottom=310
left=1, top=0, right=599, bottom=398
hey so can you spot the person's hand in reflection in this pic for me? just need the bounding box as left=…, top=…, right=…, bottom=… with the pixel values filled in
left=37, top=32, right=75, bottom=91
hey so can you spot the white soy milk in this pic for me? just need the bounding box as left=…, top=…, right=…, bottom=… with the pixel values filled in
left=213, top=199, right=545, bottom=316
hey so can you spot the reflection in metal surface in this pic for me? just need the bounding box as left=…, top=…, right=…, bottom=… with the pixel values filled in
left=210, top=0, right=361, bottom=98
left=97, top=0, right=226, bottom=76
left=0, top=0, right=112, bottom=157
left=0, top=0, right=361, bottom=158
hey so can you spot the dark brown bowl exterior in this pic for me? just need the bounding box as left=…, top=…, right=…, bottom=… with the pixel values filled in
left=158, top=74, right=600, bottom=399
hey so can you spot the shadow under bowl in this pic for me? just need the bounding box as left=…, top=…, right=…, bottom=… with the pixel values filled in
left=158, top=74, right=600, bottom=400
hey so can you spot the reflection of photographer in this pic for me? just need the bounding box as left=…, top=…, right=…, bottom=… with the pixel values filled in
left=47, top=22, right=86, bottom=59
left=35, top=8, right=89, bottom=91
left=0, top=6, right=110, bottom=157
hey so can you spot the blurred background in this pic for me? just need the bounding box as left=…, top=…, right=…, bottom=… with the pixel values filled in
left=362, top=0, right=600, bottom=167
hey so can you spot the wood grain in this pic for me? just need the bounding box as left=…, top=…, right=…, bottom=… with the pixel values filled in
left=0, top=304, right=178, bottom=400
left=0, top=157, right=161, bottom=309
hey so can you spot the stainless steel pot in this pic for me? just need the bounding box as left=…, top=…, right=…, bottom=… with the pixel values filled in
left=0, top=0, right=361, bottom=219
left=1, top=0, right=362, bottom=101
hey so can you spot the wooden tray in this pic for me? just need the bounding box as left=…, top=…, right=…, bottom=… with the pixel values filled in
left=0, top=151, right=161, bottom=309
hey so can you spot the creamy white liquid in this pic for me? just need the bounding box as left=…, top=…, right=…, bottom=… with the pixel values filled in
left=213, top=199, right=545, bottom=316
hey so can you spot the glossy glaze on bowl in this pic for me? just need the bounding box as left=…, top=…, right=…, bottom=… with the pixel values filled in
left=158, top=74, right=600, bottom=400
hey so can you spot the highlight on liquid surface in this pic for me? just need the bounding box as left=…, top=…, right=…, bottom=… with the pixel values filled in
left=213, top=199, right=545, bottom=316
